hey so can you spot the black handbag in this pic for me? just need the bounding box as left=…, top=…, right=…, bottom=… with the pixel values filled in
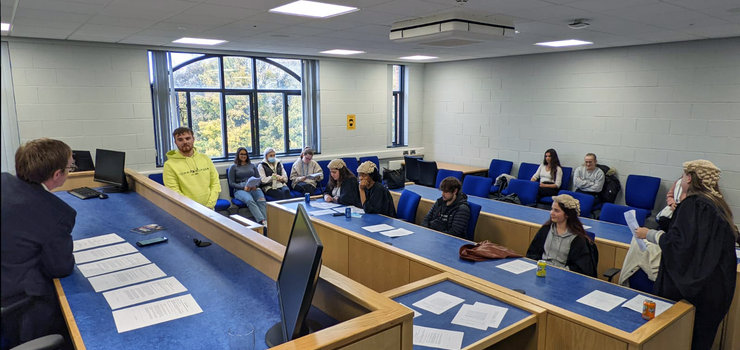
left=383, top=167, right=405, bottom=189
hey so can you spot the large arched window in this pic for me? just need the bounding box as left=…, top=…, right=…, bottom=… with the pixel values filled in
left=150, top=51, right=314, bottom=163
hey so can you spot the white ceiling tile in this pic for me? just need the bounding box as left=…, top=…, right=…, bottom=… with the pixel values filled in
left=99, top=0, right=197, bottom=20
left=17, top=0, right=106, bottom=15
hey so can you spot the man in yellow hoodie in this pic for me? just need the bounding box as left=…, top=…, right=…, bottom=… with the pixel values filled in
left=163, top=127, right=221, bottom=209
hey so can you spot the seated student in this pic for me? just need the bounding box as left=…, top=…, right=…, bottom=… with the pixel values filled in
left=163, top=127, right=221, bottom=209
left=290, top=147, right=323, bottom=195
left=526, top=194, right=597, bottom=277
left=227, top=147, right=267, bottom=225
left=357, top=161, right=396, bottom=217
left=323, top=159, right=361, bottom=207
left=573, top=153, right=605, bottom=205
left=422, top=177, right=471, bottom=238
left=531, top=148, right=563, bottom=199
left=257, top=148, right=291, bottom=200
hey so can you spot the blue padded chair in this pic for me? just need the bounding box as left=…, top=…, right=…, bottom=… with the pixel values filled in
left=599, top=203, right=649, bottom=226
left=517, top=162, right=540, bottom=181
left=435, top=169, right=464, bottom=188
left=538, top=166, right=573, bottom=206
left=226, top=166, right=247, bottom=209
left=625, top=174, right=661, bottom=212
left=417, top=160, right=438, bottom=187
left=488, top=159, right=513, bottom=193
left=342, top=157, right=360, bottom=176
left=358, top=156, right=380, bottom=170
left=317, top=159, right=331, bottom=191
left=404, top=156, right=421, bottom=183
left=502, top=179, right=539, bottom=206
left=558, top=190, right=595, bottom=218
left=628, top=268, right=655, bottom=294
left=148, top=173, right=163, bottom=185
left=466, top=202, right=482, bottom=241
left=462, top=175, right=493, bottom=198
left=396, top=190, right=422, bottom=223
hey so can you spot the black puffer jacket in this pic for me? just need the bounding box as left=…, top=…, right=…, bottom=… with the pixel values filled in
left=422, top=193, right=471, bottom=238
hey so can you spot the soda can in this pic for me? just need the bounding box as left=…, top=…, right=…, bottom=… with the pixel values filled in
left=305, top=193, right=311, bottom=203
left=345, top=207, right=352, bottom=218
left=642, top=299, right=656, bottom=320
left=536, top=260, right=547, bottom=277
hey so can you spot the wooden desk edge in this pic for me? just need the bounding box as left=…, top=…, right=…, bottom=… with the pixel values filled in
left=54, top=279, right=86, bottom=350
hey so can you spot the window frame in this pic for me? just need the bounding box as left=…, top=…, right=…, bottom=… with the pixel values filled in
left=391, top=64, right=406, bottom=147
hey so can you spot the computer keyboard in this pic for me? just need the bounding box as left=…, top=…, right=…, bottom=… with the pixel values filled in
left=68, top=186, right=101, bottom=199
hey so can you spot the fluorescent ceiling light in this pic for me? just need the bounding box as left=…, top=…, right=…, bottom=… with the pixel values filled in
left=1, top=23, right=10, bottom=31
left=172, top=37, right=227, bottom=45
left=535, top=39, right=592, bottom=47
left=320, top=49, right=365, bottom=55
left=399, top=55, right=438, bottom=61
left=270, top=0, right=358, bottom=18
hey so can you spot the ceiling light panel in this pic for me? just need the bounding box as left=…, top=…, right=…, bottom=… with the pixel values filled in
left=172, top=37, right=228, bottom=45
left=269, top=1, right=358, bottom=18
left=535, top=39, right=593, bottom=47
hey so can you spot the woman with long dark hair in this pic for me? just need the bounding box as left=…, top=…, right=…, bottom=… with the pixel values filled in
left=227, top=147, right=267, bottom=225
left=526, top=194, right=597, bottom=276
left=323, top=159, right=361, bottom=207
left=636, top=160, right=737, bottom=350
left=531, top=148, right=563, bottom=199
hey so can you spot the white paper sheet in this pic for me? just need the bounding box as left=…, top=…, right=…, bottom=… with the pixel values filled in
left=576, top=290, right=627, bottom=312
left=245, top=176, right=261, bottom=188
left=73, top=233, right=125, bottom=252
left=412, top=291, right=465, bottom=315
left=309, top=209, right=337, bottom=216
left=624, top=210, right=647, bottom=251
left=413, top=325, right=464, bottom=350
left=73, top=242, right=138, bottom=264
left=621, top=294, right=673, bottom=317
left=380, top=228, right=414, bottom=237
left=77, top=253, right=151, bottom=277
left=399, top=303, right=421, bottom=318
left=88, top=264, right=166, bottom=292
left=112, top=294, right=203, bottom=333
left=311, top=202, right=342, bottom=209
left=735, top=248, right=740, bottom=259
left=451, top=303, right=492, bottom=330
left=495, top=260, right=537, bottom=274
left=583, top=225, right=592, bottom=230
left=103, top=277, right=187, bottom=310
left=363, top=224, right=395, bottom=232
left=474, top=302, right=509, bottom=328
left=350, top=206, right=365, bottom=214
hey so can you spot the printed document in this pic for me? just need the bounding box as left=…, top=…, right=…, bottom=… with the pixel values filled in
left=412, top=291, right=465, bottom=315
left=362, top=224, right=395, bottom=232
left=624, top=210, right=647, bottom=251
left=73, top=233, right=125, bottom=251
left=88, top=264, right=166, bottom=292
left=73, top=242, right=138, bottom=264
left=311, top=202, right=342, bottom=209
left=399, top=303, right=422, bottom=318
left=380, top=228, right=414, bottom=238
left=496, top=259, right=537, bottom=274
left=77, top=253, right=151, bottom=277
left=309, top=209, right=336, bottom=216
left=413, top=325, right=464, bottom=350
left=451, top=303, right=493, bottom=330
left=112, top=294, right=203, bottom=333
left=474, top=302, right=509, bottom=328
left=103, top=277, right=187, bottom=310
left=245, top=176, right=261, bottom=188
left=576, top=290, right=627, bottom=312
left=621, top=294, right=672, bottom=317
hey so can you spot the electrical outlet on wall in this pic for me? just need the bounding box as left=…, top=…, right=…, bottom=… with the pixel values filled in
left=403, top=150, right=409, bottom=155
left=410, top=150, right=416, bottom=155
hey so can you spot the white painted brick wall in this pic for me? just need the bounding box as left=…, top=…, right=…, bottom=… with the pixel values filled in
left=8, top=41, right=155, bottom=171
left=422, top=38, right=740, bottom=224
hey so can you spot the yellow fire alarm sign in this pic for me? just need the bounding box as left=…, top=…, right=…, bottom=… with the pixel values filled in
left=347, top=114, right=356, bottom=130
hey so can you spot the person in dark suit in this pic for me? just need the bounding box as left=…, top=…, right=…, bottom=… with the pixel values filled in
left=1, top=138, right=76, bottom=349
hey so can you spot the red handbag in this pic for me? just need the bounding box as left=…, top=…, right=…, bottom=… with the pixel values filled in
left=459, top=240, right=522, bottom=262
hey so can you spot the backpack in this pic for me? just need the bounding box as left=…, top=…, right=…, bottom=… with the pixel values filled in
left=382, top=167, right=405, bottom=189
left=597, top=164, right=621, bottom=203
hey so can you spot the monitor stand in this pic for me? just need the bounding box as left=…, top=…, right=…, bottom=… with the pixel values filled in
left=101, top=185, right=128, bottom=193
left=264, top=319, right=321, bottom=347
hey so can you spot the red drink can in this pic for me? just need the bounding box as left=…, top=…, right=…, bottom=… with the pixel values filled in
left=642, top=299, right=656, bottom=320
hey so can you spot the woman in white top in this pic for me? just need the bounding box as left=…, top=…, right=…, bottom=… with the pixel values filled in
left=531, top=148, right=563, bottom=199
left=257, top=147, right=291, bottom=199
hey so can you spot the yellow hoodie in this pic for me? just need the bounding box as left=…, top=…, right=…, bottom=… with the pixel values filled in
left=163, top=148, right=221, bottom=209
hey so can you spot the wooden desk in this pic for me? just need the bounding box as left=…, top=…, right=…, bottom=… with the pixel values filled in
left=268, top=199, right=695, bottom=350
left=401, top=160, right=488, bottom=176
left=53, top=170, right=412, bottom=349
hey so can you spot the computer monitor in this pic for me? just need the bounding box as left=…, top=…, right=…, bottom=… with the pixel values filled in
left=93, top=149, right=128, bottom=193
left=265, top=204, right=323, bottom=347
left=71, top=150, right=95, bottom=172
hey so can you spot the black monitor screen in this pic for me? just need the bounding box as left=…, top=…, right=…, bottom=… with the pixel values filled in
left=93, top=149, right=127, bottom=190
left=275, top=204, right=323, bottom=344
left=72, top=150, right=95, bottom=172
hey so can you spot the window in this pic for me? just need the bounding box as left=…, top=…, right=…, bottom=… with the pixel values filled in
left=391, top=64, right=406, bottom=146
left=149, top=51, right=318, bottom=165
